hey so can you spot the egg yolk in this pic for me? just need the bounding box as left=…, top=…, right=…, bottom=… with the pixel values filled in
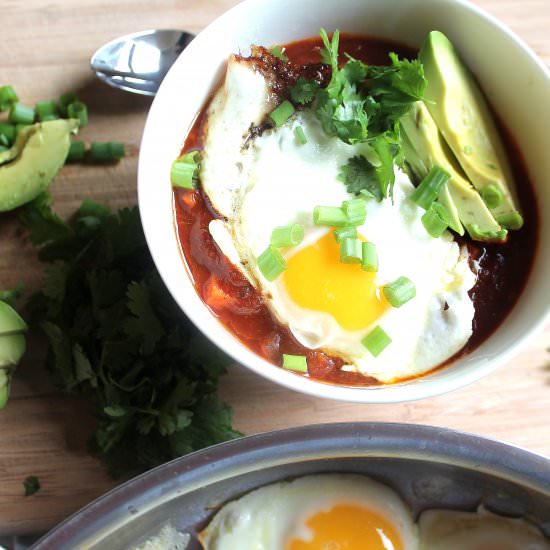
left=283, top=232, right=387, bottom=331
left=287, top=503, right=404, bottom=550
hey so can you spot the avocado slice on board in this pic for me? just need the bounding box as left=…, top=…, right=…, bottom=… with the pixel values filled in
left=0, top=300, right=27, bottom=336
left=401, top=102, right=504, bottom=241
left=419, top=31, right=523, bottom=230
left=0, top=118, right=79, bottom=212
left=0, top=333, right=26, bottom=368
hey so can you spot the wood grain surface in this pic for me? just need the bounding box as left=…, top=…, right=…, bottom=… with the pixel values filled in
left=0, top=0, right=549, bottom=537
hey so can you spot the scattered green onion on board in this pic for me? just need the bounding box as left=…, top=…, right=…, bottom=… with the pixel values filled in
left=271, top=224, right=304, bottom=248
left=333, top=226, right=357, bottom=243
left=171, top=151, right=200, bottom=189
left=282, top=354, right=308, bottom=372
left=361, top=241, right=378, bottom=272
left=269, top=100, right=295, bottom=127
left=342, top=198, right=367, bottom=226
left=58, top=92, right=78, bottom=116
left=313, top=205, right=348, bottom=227
left=340, top=237, right=362, bottom=264
left=257, top=245, right=287, bottom=281
left=421, top=202, right=451, bottom=238
left=67, top=100, right=88, bottom=127
left=480, top=184, right=503, bottom=209
left=35, top=100, right=59, bottom=122
left=0, top=85, right=18, bottom=110
left=0, top=122, right=15, bottom=143
left=410, top=165, right=450, bottom=210
left=66, top=140, right=86, bottom=162
left=8, top=103, right=35, bottom=125
left=89, top=141, right=125, bottom=162
left=383, top=276, right=416, bottom=308
left=362, top=325, right=392, bottom=357
left=294, top=125, right=307, bottom=144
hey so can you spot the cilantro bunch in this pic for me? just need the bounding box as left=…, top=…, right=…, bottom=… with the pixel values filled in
left=291, top=29, right=427, bottom=200
left=20, top=194, right=241, bottom=478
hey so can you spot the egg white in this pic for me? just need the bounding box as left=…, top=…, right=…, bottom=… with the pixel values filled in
left=198, top=474, right=418, bottom=550
left=201, top=56, right=476, bottom=382
left=419, top=508, right=550, bottom=549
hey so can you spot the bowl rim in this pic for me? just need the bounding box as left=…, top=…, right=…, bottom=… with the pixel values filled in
left=32, top=422, right=550, bottom=549
left=137, top=0, right=550, bottom=404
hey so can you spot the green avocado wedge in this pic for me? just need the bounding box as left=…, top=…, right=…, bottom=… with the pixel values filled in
left=0, top=300, right=27, bottom=336
left=0, top=125, right=37, bottom=165
left=401, top=102, right=504, bottom=241
left=419, top=31, right=523, bottom=230
left=0, top=333, right=26, bottom=368
left=0, top=118, right=79, bottom=212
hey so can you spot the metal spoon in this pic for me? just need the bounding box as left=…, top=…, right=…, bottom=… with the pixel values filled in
left=90, top=29, right=195, bottom=96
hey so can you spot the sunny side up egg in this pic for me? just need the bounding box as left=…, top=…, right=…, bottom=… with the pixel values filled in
left=201, top=55, right=476, bottom=383
left=198, top=474, right=419, bottom=550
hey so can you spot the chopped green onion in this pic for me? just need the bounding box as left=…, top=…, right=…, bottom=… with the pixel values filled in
left=333, top=226, right=357, bottom=243
left=269, top=100, right=295, bottom=127
left=269, top=45, right=288, bottom=63
left=67, top=101, right=88, bottom=127
left=0, top=123, right=15, bottom=143
left=383, top=276, right=416, bottom=308
left=496, top=210, right=524, bottom=230
left=361, top=242, right=378, bottom=272
left=66, top=140, right=85, bottom=162
left=340, top=237, right=362, bottom=264
left=0, top=85, right=18, bottom=111
left=313, top=205, right=348, bottom=227
left=89, top=141, right=125, bottom=162
left=8, top=103, right=35, bottom=125
left=257, top=246, right=287, bottom=281
left=294, top=125, right=308, bottom=144
left=480, top=184, right=503, bottom=209
left=0, top=134, right=9, bottom=147
left=362, top=325, right=392, bottom=357
left=421, top=202, right=451, bottom=238
left=282, top=354, right=308, bottom=372
left=342, top=198, right=367, bottom=226
left=58, top=92, right=78, bottom=116
left=35, top=100, right=59, bottom=121
left=271, top=224, right=304, bottom=248
left=170, top=151, right=200, bottom=188
left=410, top=165, right=450, bottom=210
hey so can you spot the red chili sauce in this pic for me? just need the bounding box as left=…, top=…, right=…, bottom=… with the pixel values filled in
left=173, top=35, right=539, bottom=387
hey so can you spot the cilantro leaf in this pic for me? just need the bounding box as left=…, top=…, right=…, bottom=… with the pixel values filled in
left=21, top=199, right=242, bottom=479
left=290, top=77, right=321, bottom=105
left=338, top=156, right=382, bottom=200
left=23, top=475, right=40, bottom=496
left=269, top=45, right=288, bottom=63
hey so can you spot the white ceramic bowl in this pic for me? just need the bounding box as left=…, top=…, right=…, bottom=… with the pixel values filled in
left=138, top=0, right=550, bottom=403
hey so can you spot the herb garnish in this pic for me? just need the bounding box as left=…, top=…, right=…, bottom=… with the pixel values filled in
left=20, top=194, right=241, bottom=479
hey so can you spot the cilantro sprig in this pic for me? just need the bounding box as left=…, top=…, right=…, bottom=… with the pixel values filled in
left=20, top=194, right=241, bottom=479
left=290, top=28, right=426, bottom=200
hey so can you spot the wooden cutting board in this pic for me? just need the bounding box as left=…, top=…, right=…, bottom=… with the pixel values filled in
left=0, top=0, right=549, bottom=537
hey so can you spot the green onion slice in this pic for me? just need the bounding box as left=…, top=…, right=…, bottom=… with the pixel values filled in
left=480, top=184, right=503, bottom=209
left=362, top=325, right=392, bottom=357
left=333, top=226, right=357, bottom=243
left=0, top=123, right=15, bottom=143
left=90, top=141, right=126, bottom=162
left=58, top=92, right=78, bottom=116
left=0, top=85, right=18, bottom=111
left=35, top=100, right=59, bottom=121
left=66, top=140, right=86, bottom=162
left=410, top=165, right=450, bottom=210
left=257, top=246, right=287, bottom=281
left=282, top=354, right=308, bottom=372
left=342, top=198, right=367, bottom=226
left=8, top=103, right=35, bottom=125
left=269, top=100, right=295, bottom=127
left=67, top=101, right=88, bottom=127
left=421, top=202, right=451, bottom=238
left=271, top=224, right=304, bottom=248
left=361, top=242, right=378, bottom=272
left=294, top=125, right=307, bottom=144
left=383, top=276, right=416, bottom=308
left=313, top=205, right=348, bottom=227
left=171, top=151, right=200, bottom=189
left=340, top=237, right=362, bottom=264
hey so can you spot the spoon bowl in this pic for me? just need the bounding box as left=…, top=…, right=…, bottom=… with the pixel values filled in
left=90, top=29, right=194, bottom=96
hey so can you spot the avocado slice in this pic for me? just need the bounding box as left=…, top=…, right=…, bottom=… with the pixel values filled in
left=0, top=125, right=38, bottom=166
left=401, top=102, right=503, bottom=241
left=0, top=333, right=26, bottom=367
left=0, top=118, right=79, bottom=212
left=0, top=300, right=27, bottom=336
left=419, top=31, right=523, bottom=230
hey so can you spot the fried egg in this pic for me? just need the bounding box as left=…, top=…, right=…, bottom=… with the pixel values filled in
left=201, top=55, right=476, bottom=382
left=198, top=474, right=418, bottom=550
left=419, top=508, right=550, bottom=550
